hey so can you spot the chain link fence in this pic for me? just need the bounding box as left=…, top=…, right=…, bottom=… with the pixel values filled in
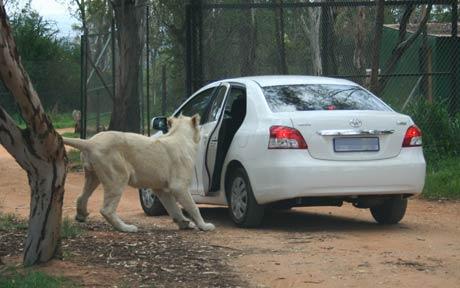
left=185, top=0, right=459, bottom=161
left=81, top=32, right=115, bottom=138
left=81, top=0, right=459, bottom=160
left=0, top=58, right=81, bottom=126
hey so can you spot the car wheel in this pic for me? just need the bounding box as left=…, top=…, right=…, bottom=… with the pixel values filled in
left=139, top=188, right=167, bottom=216
left=370, top=197, right=407, bottom=224
left=227, top=167, right=264, bottom=227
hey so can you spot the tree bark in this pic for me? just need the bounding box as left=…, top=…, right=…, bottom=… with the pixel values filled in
left=320, top=1, right=337, bottom=75
left=109, top=0, right=146, bottom=133
left=370, top=0, right=385, bottom=93
left=0, top=1, right=67, bottom=266
left=300, top=8, right=322, bottom=75
left=274, top=0, right=287, bottom=74
left=239, top=0, right=257, bottom=76
left=353, top=7, right=366, bottom=75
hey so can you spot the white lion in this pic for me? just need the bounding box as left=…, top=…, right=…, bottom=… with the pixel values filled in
left=62, top=114, right=215, bottom=233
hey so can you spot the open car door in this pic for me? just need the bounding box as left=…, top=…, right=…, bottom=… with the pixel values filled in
left=205, top=85, right=247, bottom=194
left=194, top=84, right=230, bottom=196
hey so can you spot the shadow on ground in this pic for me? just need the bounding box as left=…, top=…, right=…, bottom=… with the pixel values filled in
left=197, top=206, right=410, bottom=233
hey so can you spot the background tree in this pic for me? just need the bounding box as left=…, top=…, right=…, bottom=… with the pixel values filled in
left=0, top=2, right=80, bottom=114
left=274, top=0, right=287, bottom=74
left=320, top=0, right=337, bottom=75
left=239, top=0, right=257, bottom=76
left=370, top=0, right=385, bottom=93
left=299, top=6, right=322, bottom=75
left=378, top=4, right=432, bottom=93
left=108, top=0, right=146, bottom=132
left=0, top=1, right=67, bottom=266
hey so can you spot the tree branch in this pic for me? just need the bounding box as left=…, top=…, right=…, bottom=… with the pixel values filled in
left=370, top=0, right=385, bottom=93
left=398, top=4, right=415, bottom=44
left=379, top=4, right=432, bottom=91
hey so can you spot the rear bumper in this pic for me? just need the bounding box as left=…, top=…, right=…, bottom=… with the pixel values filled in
left=247, top=147, right=426, bottom=205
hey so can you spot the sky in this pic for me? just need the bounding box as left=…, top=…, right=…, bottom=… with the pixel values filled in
left=25, top=0, right=78, bottom=37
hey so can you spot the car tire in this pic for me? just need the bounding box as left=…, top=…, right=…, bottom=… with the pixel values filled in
left=139, top=188, right=167, bottom=216
left=370, top=197, right=407, bottom=224
left=227, top=167, right=264, bottom=228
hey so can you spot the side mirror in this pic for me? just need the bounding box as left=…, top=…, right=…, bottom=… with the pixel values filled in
left=151, top=116, right=168, bottom=134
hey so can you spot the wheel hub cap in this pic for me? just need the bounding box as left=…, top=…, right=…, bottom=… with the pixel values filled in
left=141, top=188, right=155, bottom=208
left=231, top=176, right=248, bottom=220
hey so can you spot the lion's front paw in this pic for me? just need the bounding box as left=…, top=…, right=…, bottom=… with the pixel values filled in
left=199, top=223, right=215, bottom=231
left=120, top=224, right=138, bottom=233
left=178, top=220, right=196, bottom=230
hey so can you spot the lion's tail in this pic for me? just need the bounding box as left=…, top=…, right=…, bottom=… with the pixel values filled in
left=62, top=137, right=91, bottom=151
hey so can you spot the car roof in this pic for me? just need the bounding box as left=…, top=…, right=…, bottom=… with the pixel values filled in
left=221, top=75, right=359, bottom=87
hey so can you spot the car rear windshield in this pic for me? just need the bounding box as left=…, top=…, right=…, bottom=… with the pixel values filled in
left=262, top=84, right=390, bottom=112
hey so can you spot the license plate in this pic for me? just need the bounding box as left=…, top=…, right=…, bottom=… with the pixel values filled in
left=333, top=137, right=380, bottom=152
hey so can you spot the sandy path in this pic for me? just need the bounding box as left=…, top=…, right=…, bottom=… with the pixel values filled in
left=0, top=144, right=142, bottom=219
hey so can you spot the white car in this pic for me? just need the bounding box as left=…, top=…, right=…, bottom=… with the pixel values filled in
left=139, top=75, right=426, bottom=227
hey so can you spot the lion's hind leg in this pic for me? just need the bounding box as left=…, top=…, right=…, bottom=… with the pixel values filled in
left=76, top=168, right=100, bottom=222
left=155, top=190, right=196, bottom=230
left=171, top=185, right=215, bottom=231
left=99, top=183, right=138, bottom=233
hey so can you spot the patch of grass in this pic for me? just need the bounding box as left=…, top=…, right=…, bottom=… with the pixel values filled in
left=67, top=150, right=82, bottom=171
left=422, top=157, right=460, bottom=200
left=0, top=267, right=79, bottom=288
left=49, top=113, right=75, bottom=129
left=11, top=112, right=76, bottom=130
left=0, top=213, right=27, bottom=231
left=61, top=217, right=84, bottom=239
left=61, top=132, right=79, bottom=138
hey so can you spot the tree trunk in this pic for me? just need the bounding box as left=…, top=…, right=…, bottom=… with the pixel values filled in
left=300, top=8, right=322, bottom=75
left=354, top=7, right=366, bottom=75
left=109, top=0, right=146, bottom=133
left=320, top=1, right=337, bottom=75
left=274, top=0, right=287, bottom=74
left=370, top=0, right=385, bottom=93
left=0, top=2, right=67, bottom=266
left=239, top=0, right=257, bottom=76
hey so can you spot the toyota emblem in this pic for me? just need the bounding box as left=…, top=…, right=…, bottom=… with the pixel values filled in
left=349, top=118, right=362, bottom=128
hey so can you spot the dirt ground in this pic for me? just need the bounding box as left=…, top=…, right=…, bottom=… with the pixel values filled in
left=1, top=144, right=460, bottom=288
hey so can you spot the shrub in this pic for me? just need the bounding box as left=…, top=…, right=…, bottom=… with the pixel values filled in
left=405, top=100, right=460, bottom=161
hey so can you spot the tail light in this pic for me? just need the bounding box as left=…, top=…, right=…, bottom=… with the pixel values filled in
left=268, top=126, right=308, bottom=149
left=402, top=125, right=422, bottom=147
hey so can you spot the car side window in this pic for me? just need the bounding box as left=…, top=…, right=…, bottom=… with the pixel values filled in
left=207, top=86, right=228, bottom=122
left=223, top=87, right=246, bottom=119
left=177, top=88, right=215, bottom=124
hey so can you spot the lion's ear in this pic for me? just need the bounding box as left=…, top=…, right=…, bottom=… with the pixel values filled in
left=191, top=114, right=200, bottom=127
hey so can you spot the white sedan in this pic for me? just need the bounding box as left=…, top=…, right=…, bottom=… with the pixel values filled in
left=139, top=75, right=426, bottom=227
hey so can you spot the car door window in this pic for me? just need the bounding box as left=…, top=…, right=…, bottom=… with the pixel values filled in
left=177, top=88, right=215, bottom=124
left=223, top=87, right=246, bottom=119
left=207, top=86, right=228, bottom=122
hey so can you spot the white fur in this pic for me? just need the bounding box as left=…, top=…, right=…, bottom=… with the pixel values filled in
left=63, top=115, right=215, bottom=233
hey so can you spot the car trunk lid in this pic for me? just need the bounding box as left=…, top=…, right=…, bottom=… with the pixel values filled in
left=290, top=111, right=411, bottom=161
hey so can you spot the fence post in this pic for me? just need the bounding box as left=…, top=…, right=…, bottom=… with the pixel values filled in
left=96, top=89, right=100, bottom=133
left=162, top=65, right=167, bottom=115
left=111, top=4, right=116, bottom=118
left=185, top=4, right=192, bottom=97
left=146, top=5, right=150, bottom=136
left=80, top=34, right=87, bottom=139
left=451, top=0, right=458, bottom=115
